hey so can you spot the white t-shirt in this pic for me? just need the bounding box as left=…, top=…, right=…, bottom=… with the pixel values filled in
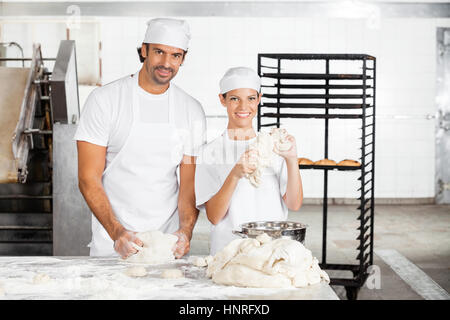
left=195, top=130, right=289, bottom=255
left=74, top=74, right=206, bottom=169
left=137, top=82, right=169, bottom=124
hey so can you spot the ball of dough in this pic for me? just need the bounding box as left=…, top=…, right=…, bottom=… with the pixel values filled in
left=190, top=256, right=207, bottom=267
left=126, top=230, right=178, bottom=265
left=33, top=273, right=51, bottom=284
left=124, top=266, right=147, bottom=277
left=161, top=269, right=184, bottom=279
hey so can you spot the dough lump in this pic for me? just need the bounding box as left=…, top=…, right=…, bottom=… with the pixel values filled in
left=161, top=269, right=184, bottom=279
left=190, top=256, right=208, bottom=267
left=126, top=230, right=178, bottom=264
left=246, top=128, right=293, bottom=187
left=206, top=235, right=329, bottom=288
left=124, top=266, right=147, bottom=277
left=270, top=128, right=292, bottom=152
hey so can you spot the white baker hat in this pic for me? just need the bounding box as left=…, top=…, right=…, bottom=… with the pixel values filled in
left=143, top=18, right=191, bottom=51
left=219, top=67, right=261, bottom=94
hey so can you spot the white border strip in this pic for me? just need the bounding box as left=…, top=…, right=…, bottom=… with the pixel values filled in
left=375, top=249, right=450, bottom=300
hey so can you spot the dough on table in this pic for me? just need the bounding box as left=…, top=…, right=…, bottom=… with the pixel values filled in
left=0, top=285, right=4, bottom=297
left=33, top=273, right=51, bottom=284
left=189, top=256, right=208, bottom=267
left=206, top=234, right=329, bottom=288
left=161, top=269, right=184, bottom=279
left=124, top=266, right=147, bottom=277
left=126, top=230, right=178, bottom=264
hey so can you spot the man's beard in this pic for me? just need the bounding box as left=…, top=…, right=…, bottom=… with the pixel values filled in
left=148, top=64, right=176, bottom=85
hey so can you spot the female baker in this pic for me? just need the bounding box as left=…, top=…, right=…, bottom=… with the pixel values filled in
left=195, top=67, right=303, bottom=255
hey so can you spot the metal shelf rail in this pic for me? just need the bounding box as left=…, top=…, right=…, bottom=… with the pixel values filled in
left=257, top=53, right=376, bottom=300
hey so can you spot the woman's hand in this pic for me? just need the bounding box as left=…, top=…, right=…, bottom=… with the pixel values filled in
left=231, top=149, right=258, bottom=179
left=274, top=135, right=298, bottom=160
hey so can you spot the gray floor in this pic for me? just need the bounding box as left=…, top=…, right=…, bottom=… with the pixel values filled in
left=189, top=204, right=450, bottom=300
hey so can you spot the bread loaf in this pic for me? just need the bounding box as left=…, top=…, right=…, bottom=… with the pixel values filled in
left=313, top=159, right=337, bottom=166
left=298, top=158, right=314, bottom=165
left=337, top=159, right=361, bottom=166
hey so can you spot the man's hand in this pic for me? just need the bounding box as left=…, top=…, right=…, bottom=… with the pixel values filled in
left=172, top=228, right=191, bottom=259
left=113, top=227, right=144, bottom=259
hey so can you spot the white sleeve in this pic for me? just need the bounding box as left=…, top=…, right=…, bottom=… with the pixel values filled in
left=278, top=157, right=288, bottom=198
left=73, top=89, right=111, bottom=147
left=195, top=159, right=221, bottom=210
left=183, top=100, right=207, bottom=157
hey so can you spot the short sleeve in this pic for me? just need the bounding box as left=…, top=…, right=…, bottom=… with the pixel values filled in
left=278, top=157, right=288, bottom=198
left=195, top=153, right=221, bottom=210
left=183, top=100, right=207, bottom=157
left=73, top=89, right=111, bottom=147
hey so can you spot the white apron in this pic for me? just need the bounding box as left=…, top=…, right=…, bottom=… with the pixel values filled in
left=209, top=132, right=288, bottom=255
left=89, top=73, right=184, bottom=256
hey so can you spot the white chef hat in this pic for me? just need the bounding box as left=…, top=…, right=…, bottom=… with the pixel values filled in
left=219, top=67, right=261, bottom=94
left=143, top=18, right=191, bottom=51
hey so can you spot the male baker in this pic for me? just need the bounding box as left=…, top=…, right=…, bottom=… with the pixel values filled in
left=75, top=18, right=206, bottom=259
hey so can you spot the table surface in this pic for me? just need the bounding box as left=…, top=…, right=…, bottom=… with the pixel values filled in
left=0, top=256, right=339, bottom=300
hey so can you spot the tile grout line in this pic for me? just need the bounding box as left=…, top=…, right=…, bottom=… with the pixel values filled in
left=375, top=249, right=450, bottom=300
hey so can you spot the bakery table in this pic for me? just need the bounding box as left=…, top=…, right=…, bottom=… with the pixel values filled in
left=0, top=256, right=339, bottom=300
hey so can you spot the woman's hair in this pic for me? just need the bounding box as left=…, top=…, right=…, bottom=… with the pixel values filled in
left=221, top=91, right=261, bottom=99
left=137, top=43, right=187, bottom=63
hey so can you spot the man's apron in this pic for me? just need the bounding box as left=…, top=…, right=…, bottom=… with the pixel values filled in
left=89, top=73, right=184, bottom=256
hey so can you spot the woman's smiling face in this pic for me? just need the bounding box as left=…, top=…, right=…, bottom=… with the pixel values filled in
left=219, top=88, right=262, bottom=130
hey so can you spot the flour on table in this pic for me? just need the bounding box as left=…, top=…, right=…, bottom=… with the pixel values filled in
left=124, top=266, right=147, bottom=277
left=0, top=284, right=4, bottom=297
left=126, top=230, right=178, bottom=264
left=161, top=269, right=184, bottom=279
left=206, top=234, right=329, bottom=288
left=246, top=128, right=292, bottom=187
left=32, top=273, right=51, bottom=284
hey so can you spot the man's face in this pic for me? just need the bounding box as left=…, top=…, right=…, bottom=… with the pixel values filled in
left=142, top=43, right=185, bottom=85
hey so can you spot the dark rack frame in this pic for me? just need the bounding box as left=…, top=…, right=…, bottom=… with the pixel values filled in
left=257, top=53, right=376, bottom=300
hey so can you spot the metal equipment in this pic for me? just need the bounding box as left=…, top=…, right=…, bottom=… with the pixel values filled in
left=0, top=40, right=90, bottom=256
left=257, top=53, right=376, bottom=300
left=233, top=221, right=307, bottom=244
left=436, top=28, right=450, bottom=204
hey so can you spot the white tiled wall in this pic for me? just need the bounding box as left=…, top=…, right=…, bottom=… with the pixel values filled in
left=2, top=16, right=448, bottom=199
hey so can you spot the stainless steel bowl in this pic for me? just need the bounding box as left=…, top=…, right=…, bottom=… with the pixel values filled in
left=232, top=221, right=307, bottom=244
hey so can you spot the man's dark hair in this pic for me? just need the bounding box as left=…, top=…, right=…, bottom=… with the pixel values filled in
left=137, top=43, right=187, bottom=63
